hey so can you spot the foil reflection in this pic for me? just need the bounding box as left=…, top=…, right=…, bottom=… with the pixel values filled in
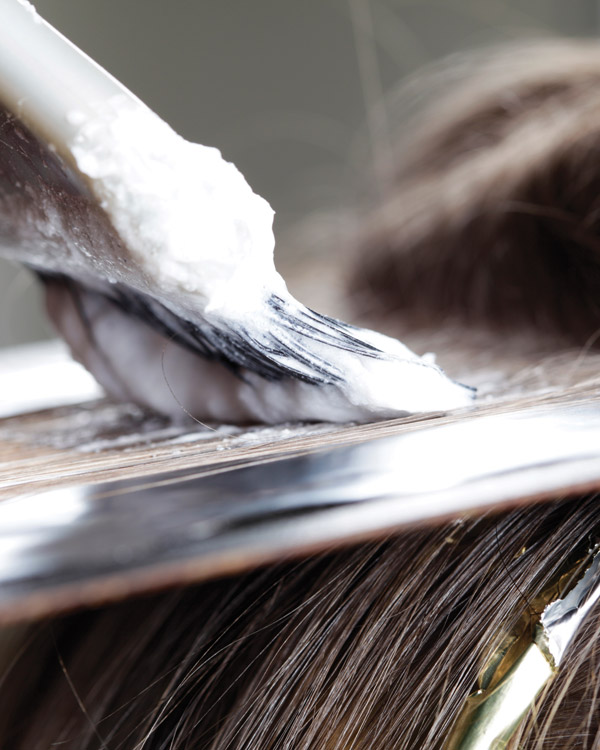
left=1, top=400, right=600, bottom=622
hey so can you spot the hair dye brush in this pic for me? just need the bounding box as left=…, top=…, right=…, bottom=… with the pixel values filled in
left=0, top=0, right=472, bottom=424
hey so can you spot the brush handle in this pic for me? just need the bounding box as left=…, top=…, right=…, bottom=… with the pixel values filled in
left=0, top=0, right=138, bottom=162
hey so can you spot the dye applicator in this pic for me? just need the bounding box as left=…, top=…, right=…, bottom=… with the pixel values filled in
left=0, top=0, right=473, bottom=424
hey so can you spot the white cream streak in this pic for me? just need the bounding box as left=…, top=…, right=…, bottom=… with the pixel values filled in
left=67, top=97, right=283, bottom=317
left=58, top=95, right=473, bottom=424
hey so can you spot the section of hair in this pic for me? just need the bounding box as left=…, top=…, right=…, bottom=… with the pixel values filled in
left=1, top=494, right=600, bottom=749
left=351, top=41, right=600, bottom=345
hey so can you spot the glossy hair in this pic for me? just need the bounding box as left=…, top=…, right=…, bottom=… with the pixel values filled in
left=1, top=494, right=600, bottom=749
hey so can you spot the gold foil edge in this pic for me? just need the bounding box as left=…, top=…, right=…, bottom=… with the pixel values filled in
left=445, top=546, right=600, bottom=750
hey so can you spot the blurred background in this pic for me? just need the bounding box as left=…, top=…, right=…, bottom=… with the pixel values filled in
left=1, top=0, right=598, bottom=346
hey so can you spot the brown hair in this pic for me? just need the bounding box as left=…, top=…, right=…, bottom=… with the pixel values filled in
left=2, top=494, right=600, bottom=749
left=351, top=40, right=600, bottom=346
